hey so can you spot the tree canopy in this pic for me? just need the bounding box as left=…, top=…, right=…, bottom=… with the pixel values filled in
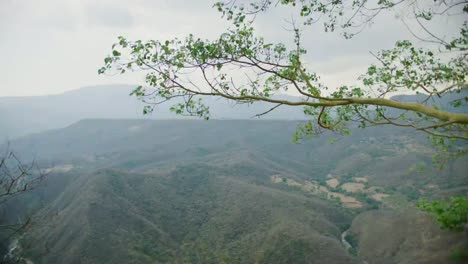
left=418, top=196, right=468, bottom=231
left=99, top=0, right=467, bottom=146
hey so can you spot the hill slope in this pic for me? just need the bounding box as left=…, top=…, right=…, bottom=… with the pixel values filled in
left=22, top=166, right=355, bottom=264
left=1, top=119, right=466, bottom=263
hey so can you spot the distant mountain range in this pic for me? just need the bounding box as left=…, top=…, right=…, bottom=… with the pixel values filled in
left=0, top=85, right=308, bottom=140
left=2, top=85, right=466, bottom=141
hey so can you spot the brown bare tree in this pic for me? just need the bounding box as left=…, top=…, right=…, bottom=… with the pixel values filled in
left=0, top=144, right=46, bottom=264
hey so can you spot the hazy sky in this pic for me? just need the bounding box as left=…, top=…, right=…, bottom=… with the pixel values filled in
left=0, top=0, right=463, bottom=97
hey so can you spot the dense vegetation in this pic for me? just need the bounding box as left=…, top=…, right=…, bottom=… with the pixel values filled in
left=1, top=119, right=466, bottom=263
left=418, top=196, right=468, bottom=231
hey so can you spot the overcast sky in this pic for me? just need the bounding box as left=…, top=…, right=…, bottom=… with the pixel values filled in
left=0, top=0, right=463, bottom=97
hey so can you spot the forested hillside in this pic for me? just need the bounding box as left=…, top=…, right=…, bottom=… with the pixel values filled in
left=1, top=120, right=466, bottom=263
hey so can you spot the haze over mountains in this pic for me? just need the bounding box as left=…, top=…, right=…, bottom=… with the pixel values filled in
left=0, top=85, right=308, bottom=140
left=0, top=86, right=467, bottom=263
left=2, top=85, right=466, bottom=141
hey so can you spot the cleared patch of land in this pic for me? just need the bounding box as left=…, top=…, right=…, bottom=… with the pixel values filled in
left=271, top=173, right=394, bottom=208
left=352, top=177, right=368, bottom=183
left=270, top=175, right=363, bottom=208
left=44, top=164, right=74, bottom=174
left=341, top=182, right=366, bottom=193
left=326, top=178, right=340, bottom=188
left=371, top=193, right=390, bottom=202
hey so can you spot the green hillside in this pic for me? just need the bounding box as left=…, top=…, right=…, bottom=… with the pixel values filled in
left=22, top=166, right=355, bottom=264
left=1, top=119, right=467, bottom=263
